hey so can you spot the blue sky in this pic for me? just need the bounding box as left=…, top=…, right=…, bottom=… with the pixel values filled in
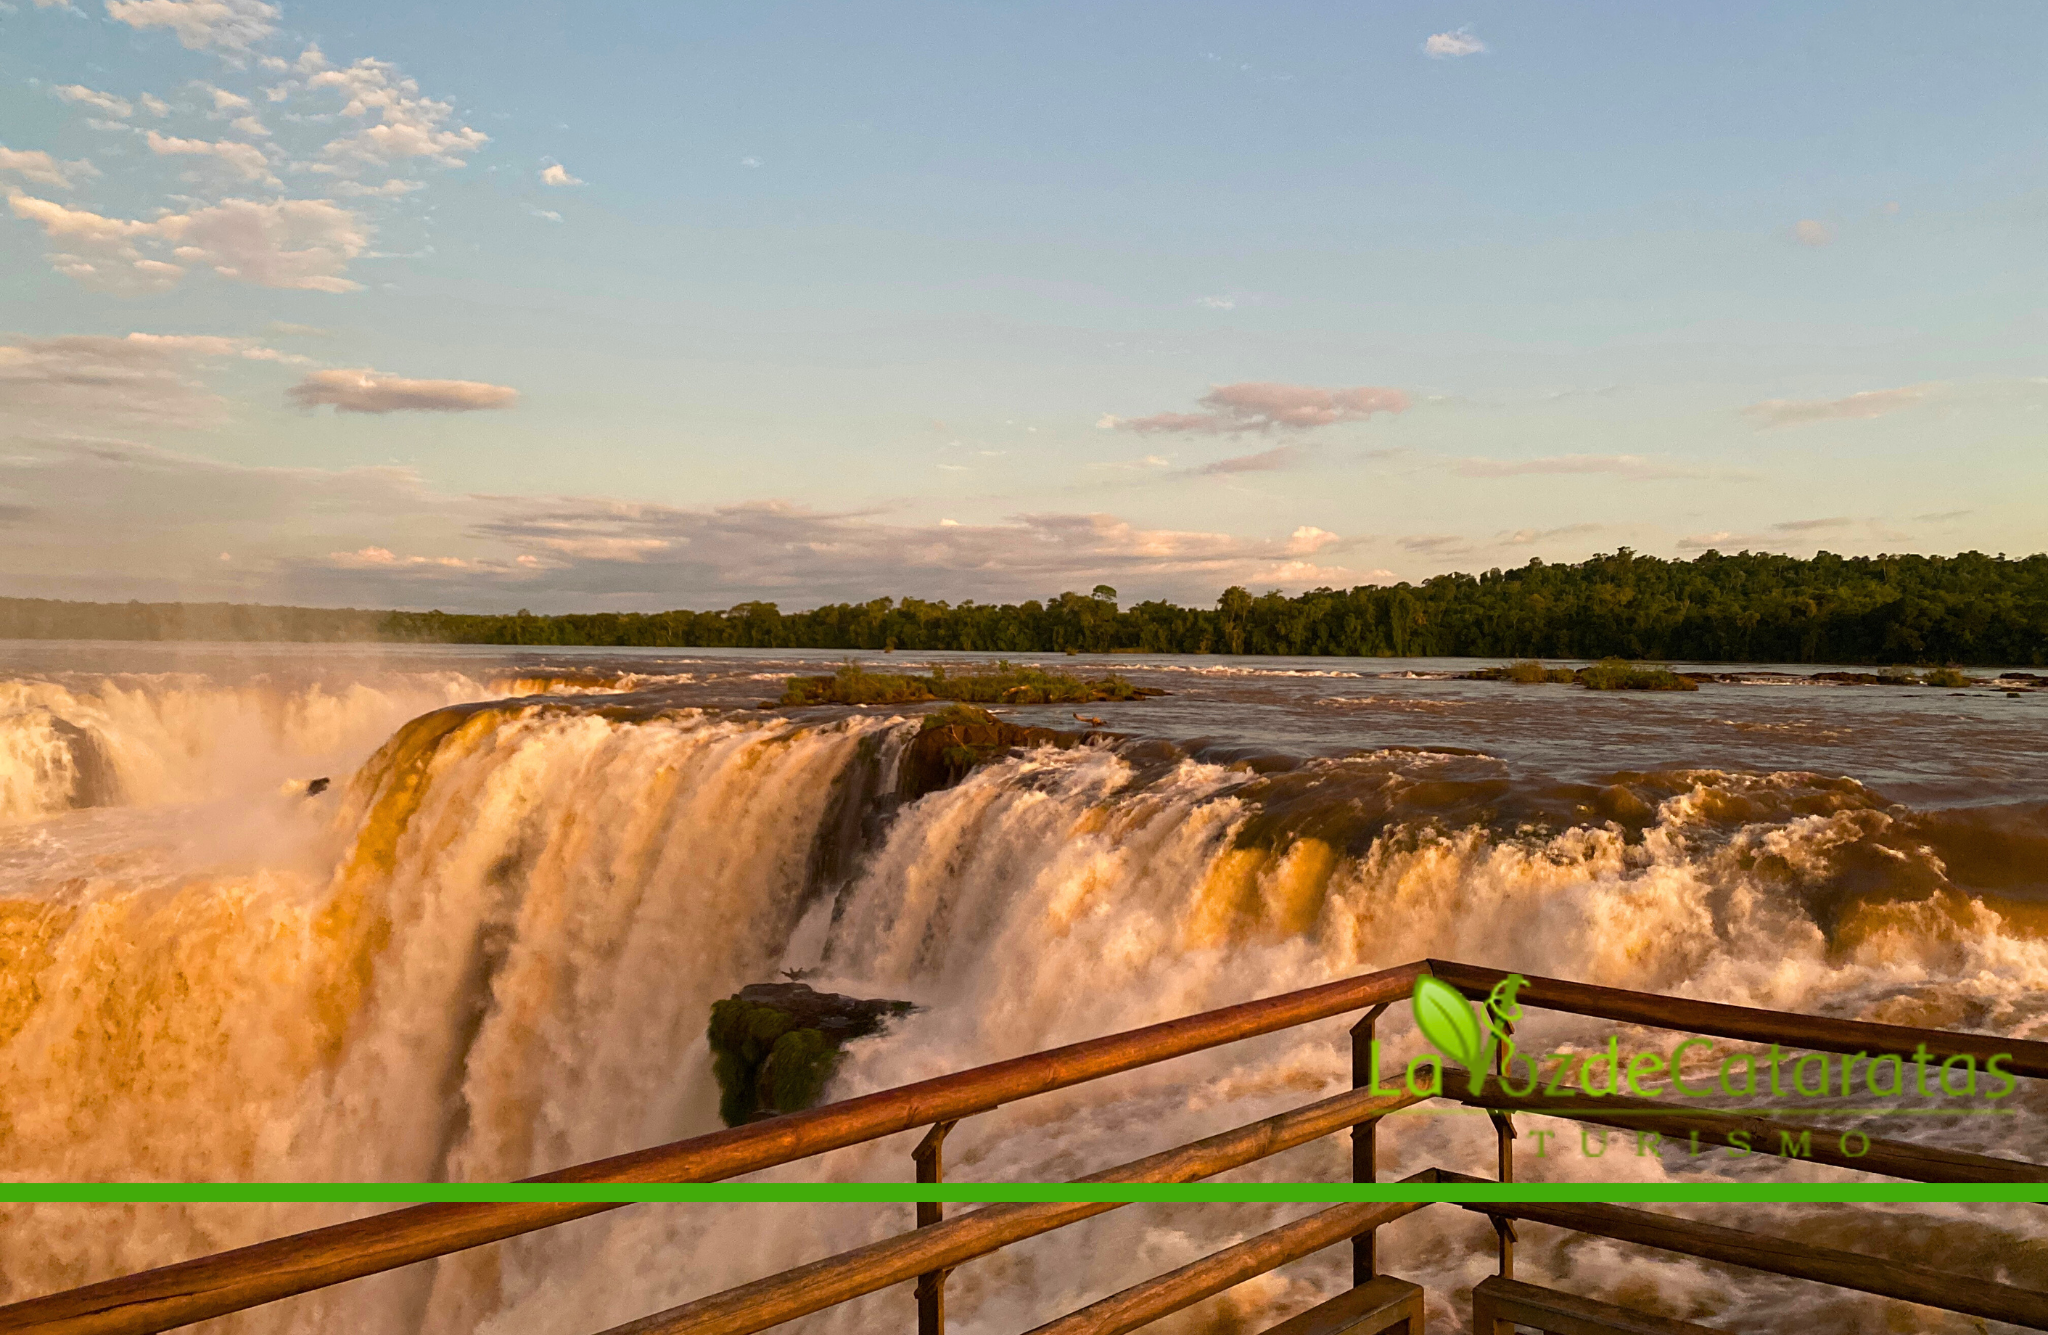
left=2, top=0, right=2043, bottom=610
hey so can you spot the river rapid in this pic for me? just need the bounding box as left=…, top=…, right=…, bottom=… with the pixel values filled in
left=2, top=641, right=2044, bottom=1334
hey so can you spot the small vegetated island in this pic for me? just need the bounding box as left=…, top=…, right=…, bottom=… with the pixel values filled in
left=777, top=660, right=1162, bottom=706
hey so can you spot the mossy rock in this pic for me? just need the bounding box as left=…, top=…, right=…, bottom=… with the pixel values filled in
left=707, top=983, right=916, bottom=1125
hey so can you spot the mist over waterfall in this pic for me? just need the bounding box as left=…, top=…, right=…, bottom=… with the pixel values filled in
left=2, top=649, right=2044, bottom=1333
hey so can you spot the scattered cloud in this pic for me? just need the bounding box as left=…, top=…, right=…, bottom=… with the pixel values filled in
left=1105, top=382, right=1408, bottom=435
left=1744, top=384, right=1935, bottom=428
left=1792, top=219, right=1834, bottom=247
left=1195, top=295, right=1235, bottom=310
left=1500, top=523, right=1604, bottom=545
left=1453, top=454, right=1714, bottom=480
left=287, top=368, right=518, bottom=413
left=0, top=433, right=1401, bottom=605
left=53, top=84, right=133, bottom=117
left=230, top=115, right=270, bottom=137
left=146, top=130, right=277, bottom=183
left=1285, top=525, right=1341, bottom=555
left=1913, top=509, right=1971, bottom=523
left=203, top=84, right=252, bottom=112
left=0, top=331, right=296, bottom=430
left=9, top=193, right=368, bottom=294
left=138, top=93, right=170, bottom=117
left=0, top=146, right=97, bottom=190
left=1771, top=517, right=1854, bottom=532
left=1198, top=444, right=1304, bottom=475
left=525, top=205, right=562, bottom=223
left=1398, top=534, right=1469, bottom=554
left=298, top=46, right=489, bottom=168
left=1424, top=28, right=1486, bottom=58
left=739, top=156, right=761, bottom=168
left=104, top=0, right=279, bottom=51
left=330, top=177, right=422, bottom=197
left=540, top=162, right=581, bottom=186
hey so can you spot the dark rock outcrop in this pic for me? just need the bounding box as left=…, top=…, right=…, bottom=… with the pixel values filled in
left=897, top=704, right=1090, bottom=800
left=707, top=983, right=916, bottom=1126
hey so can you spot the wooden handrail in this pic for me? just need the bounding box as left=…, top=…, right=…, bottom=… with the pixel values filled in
left=1435, top=1065, right=2048, bottom=1183
left=597, top=1085, right=1424, bottom=1335
left=1442, top=1172, right=2048, bottom=1329
left=4, top=956, right=2043, bottom=1335
left=1021, top=1184, right=1433, bottom=1335
left=1429, top=960, right=2048, bottom=1079
left=0, top=963, right=1428, bottom=1335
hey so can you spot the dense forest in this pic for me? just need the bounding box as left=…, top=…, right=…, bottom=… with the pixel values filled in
left=5, top=550, right=2045, bottom=665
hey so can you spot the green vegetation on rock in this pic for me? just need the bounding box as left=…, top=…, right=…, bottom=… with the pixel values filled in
left=780, top=660, right=1149, bottom=707
left=1575, top=658, right=1700, bottom=691
left=707, top=983, right=915, bottom=1126
left=1474, top=660, right=1579, bottom=684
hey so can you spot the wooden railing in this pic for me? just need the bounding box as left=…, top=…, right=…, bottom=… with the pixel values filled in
left=2, top=958, right=2044, bottom=1335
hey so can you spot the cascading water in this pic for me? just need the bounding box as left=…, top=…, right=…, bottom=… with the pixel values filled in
left=1, top=652, right=2043, bottom=1334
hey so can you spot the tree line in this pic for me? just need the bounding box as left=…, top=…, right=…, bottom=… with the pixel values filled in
left=5, top=549, right=2044, bottom=665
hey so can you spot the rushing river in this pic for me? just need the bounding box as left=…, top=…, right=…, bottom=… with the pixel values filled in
left=2, top=642, right=2043, bottom=1334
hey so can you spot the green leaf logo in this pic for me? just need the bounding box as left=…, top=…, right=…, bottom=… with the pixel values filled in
left=1412, top=975, right=1484, bottom=1073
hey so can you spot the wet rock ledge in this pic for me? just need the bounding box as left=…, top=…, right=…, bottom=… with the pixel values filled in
left=897, top=703, right=1097, bottom=800
left=707, top=983, right=916, bottom=1125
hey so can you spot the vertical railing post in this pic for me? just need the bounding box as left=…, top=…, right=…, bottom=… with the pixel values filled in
left=1350, top=1002, right=1390, bottom=1285
left=913, top=1120, right=957, bottom=1335
left=1488, top=1019, right=1517, bottom=1279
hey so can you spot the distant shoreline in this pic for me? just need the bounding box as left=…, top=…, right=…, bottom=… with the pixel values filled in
left=4, top=550, right=2044, bottom=667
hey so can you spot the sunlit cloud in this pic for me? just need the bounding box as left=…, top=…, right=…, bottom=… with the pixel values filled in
left=286, top=368, right=519, bottom=413
left=1424, top=28, right=1486, bottom=58
left=1104, top=382, right=1408, bottom=435
left=104, top=0, right=279, bottom=51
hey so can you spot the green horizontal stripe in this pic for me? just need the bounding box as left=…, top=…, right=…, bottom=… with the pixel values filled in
left=1, top=1183, right=2041, bottom=1204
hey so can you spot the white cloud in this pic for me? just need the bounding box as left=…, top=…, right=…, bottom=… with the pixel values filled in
left=146, top=130, right=278, bottom=183
left=139, top=93, right=170, bottom=117
left=739, top=156, right=761, bottom=168
left=1195, top=295, right=1235, bottom=310
left=330, top=177, right=423, bottom=197
left=1743, top=384, right=1935, bottom=428
left=231, top=115, right=270, bottom=137
left=540, top=163, right=582, bottom=186
left=53, top=84, right=133, bottom=117
left=8, top=193, right=369, bottom=294
left=298, top=48, right=489, bottom=168
left=1792, top=219, right=1833, bottom=246
left=526, top=206, right=563, bottom=223
left=287, top=368, right=519, bottom=413
left=103, top=0, right=279, bottom=51
left=1285, top=525, right=1340, bottom=555
left=1424, top=28, right=1486, bottom=58
left=0, top=146, right=97, bottom=190
left=203, top=84, right=252, bottom=112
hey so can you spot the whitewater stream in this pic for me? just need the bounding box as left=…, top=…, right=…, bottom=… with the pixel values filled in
left=2, top=642, right=2043, bottom=1334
